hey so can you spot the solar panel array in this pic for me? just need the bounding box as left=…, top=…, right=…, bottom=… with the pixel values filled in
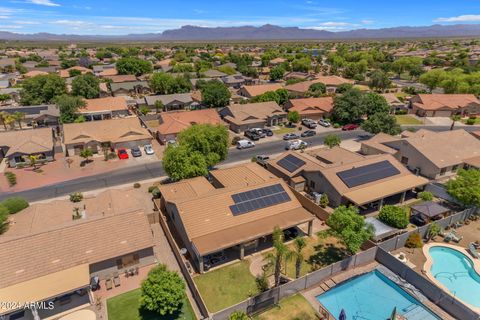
left=336, top=160, right=401, bottom=188
left=277, top=154, right=306, bottom=173
left=230, top=183, right=291, bottom=216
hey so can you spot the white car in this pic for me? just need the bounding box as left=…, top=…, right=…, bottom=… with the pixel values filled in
left=236, top=139, right=255, bottom=149
left=144, top=144, right=155, bottom=155
left=285, top=139, right=308, bottom=150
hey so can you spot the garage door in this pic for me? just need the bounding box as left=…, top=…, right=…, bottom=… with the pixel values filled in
left=114, top=141, right=142, bottom=149
left=434, top=110, right=452, bottom=117
left=73, top=145, right=84, bottom=155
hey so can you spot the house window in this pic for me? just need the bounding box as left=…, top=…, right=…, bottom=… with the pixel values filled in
left=309, top=180, right=315, bottom=189
left=401, top=157, right=409, bottom=165
left=440, top=168, right=447, bottom=176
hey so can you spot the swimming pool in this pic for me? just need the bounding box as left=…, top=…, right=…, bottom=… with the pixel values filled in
left=427, top=245, right=480, bottom=309
left=316, top=270, right=439, bottom=320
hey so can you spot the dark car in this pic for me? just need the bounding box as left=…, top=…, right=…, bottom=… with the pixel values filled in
left=301, top=130, right=316, bottom=137
left=262, top=128, right=273, bottom=136
left=244, top=130, right=260, bottom=141
left=130, top=146, right=142, bottom=157
left=411, top=214, right=427, bottom=226
left=342, top=124, right=360, bottom=131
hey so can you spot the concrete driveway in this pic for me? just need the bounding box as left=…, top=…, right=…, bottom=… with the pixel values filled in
left=424, top=117, right=458, bottom=126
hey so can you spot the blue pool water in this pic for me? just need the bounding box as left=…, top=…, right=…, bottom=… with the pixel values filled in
left=316, top=270, right=439, bottom=320
left=429, top=246, right=480, bottom=308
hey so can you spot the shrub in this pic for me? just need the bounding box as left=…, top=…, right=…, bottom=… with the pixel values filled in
left=251, top=156, right=257, bottom=163
left=0, top=197, right=29, bottom=214
left=148, top=185, right=157, bottom=193
left=151, top=187, right=161, bottom=199
left=231, top=136, right=242, bottom=146
left=133, top=182, right=141, bottom=189
left=469, top=115, right=477, bottom=120
left=405, top=233, right=423, bottom=248
left=255, top=272, right=269, bottom=292
left=418, top=191, right=433, bottom=201
left=229, top=311, right=249, bottom=320
left=466, top=118, right=476, bottom=125
left=378, top=205, right=409, bottom=229
left=333, top=123, right=341, bottom=129
left=395, top=109, right=408, bottom=115
left=427, top=222, right=441, bottom=241
left=4, top=172, right=17, bottom=187
left=69, top=192, right=83, bottom=203
left=319, top=194, right=329, bottom=208
left=0, top=204, right=9, bottom=234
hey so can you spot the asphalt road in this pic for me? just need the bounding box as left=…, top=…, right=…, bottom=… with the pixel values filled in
left=0, top=125, right=477, bottom=202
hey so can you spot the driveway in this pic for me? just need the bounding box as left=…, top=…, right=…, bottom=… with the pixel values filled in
left=424, top=117, right=458, bottom=126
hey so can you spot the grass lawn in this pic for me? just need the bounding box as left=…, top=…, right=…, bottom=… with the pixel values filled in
left=273, top=126, right=298, bottom=135
left=395, top=115, right=423, bottom=125
left=193, top=260, right=259, bottom=313
left=253, top=294, right=319, bottom=320
left=462, top=118, right=480, bottom=124
left=107, top=288, right=196, bottom=320
left=262, top=233, right=347, bottom=279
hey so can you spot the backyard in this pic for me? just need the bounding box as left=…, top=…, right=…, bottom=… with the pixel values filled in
left=193, top=260, right=259, bottom=313
left=107, top=288, right=196, bottom=320
left=395, top=115, right=423, bottom=125
left=253, top=294, right=319, bottom=320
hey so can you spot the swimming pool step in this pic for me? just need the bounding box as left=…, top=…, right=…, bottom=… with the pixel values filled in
left=402, top=305, right=436, bottom=320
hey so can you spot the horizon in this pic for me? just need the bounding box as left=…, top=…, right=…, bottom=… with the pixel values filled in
left=1, top=0, right=480, bottom=35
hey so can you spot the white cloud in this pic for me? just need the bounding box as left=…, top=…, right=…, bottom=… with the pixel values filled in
left=0, top=16, right=9, bottom=19
left=434, top=15, right=480, bottom=22
left=316, top=21, right=352, bottom=27
left=25, top=0, right=60, bottom=7
left=361, top=19, right=374, bottom=24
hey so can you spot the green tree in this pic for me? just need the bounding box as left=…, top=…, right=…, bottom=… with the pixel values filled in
left=71, top=73, right=100, bottom=99
left=368, top=70, right=391, bottom=92
left=116, top=57, right=153, bottom=76
left=306, top=82, right=326, bottom=97
left=292, top=237, right=306, bottom=279
left=362, top=92, right=390, bottom=116
left=149, top=73, right=191, bottom=95
left=292, top=57, right=311, bottom=72
left=28, top=155, right=39, bottom=170
left=162, top=145, right=208, bottom=181
left=327, top=206, right=373, bottom=254
left=139, top=105, right=150, bottom=116
left=154, top=100, right=164, bottom=113
left=264, top=226, right=290, bottom=287
left=418, top=191, right=433, bottom=201
left=269, top=65, right=285, bottom=81
left=378, top=205, right=409, bottom=229
left=362, top=113, right=401, bottom=135
left=140, top=264, right=186, bottom=316
left=20, top=74, right=67, bottom=105
left=80, top=148, right=94, bottom=163
left=324, top=134, right=341, bottom=148
left=229, top=311, right=249, bottom=320
left=446, top=169, right=480, bottom=207
left=55, top=95, right=86, bottom=124
left=332, top=88, right=365, bottom=123
left=335, top=83, right=354, bottom=94
left=450, top=114, right=462, bottom=131
left=200, top=80, right=231, bottom=108
left=287, top=110, right=300, bottom=125
left=12, top=111, right=25, bottom=129
left=427, top=222, right=441, bottom=241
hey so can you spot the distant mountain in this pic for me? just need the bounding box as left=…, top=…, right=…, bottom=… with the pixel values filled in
left=2, top=24, right=480, bottom=41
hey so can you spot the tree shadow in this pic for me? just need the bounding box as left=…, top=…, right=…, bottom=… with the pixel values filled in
left=138, top=304, right=184, bottom=320
left=308, top=243, right=347, bottom=269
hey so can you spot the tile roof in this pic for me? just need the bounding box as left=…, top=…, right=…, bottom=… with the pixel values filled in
left=240, top=83, right=283, bottom=97
left=144, top=93, right=193, bottom=106
left=287, top=97, right=334, bottom=114
left=209, top=162, right=277, bottom=188
left=412, top=94, right=480, bottom=111
left=155, top=109, right=223, bottom=136
left=221, top=101, right=285, bottom=125
left=104, top=74, right=136, bottom=82
left=82, top=96, right=128, bottom=113
left=0, top=128, right=53, bottom=156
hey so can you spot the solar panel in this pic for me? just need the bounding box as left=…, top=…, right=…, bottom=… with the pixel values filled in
left=277, top=154, right=306, bottom=173
left=230, top=183, right=291, bottom=216
left=336, top=160, right=401, bottom=188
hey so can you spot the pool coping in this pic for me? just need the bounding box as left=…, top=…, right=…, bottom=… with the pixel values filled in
left=422, top=242, right=480, bottom=314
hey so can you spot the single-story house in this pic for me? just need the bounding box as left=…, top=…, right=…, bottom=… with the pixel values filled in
left=0, top=128, right=55, bottom=167
left=79, top=96, right=130, bottom=121
left=103, top=74, right=136, bottom=83
left=219, top=101, right=287, bottom=132
left=0, top=104, right=60, bottom=128
left=59, top=66, right=92, bottom=78
left=238, top=83, right=283, bottom=98
left=202, top=69, right=228, bottom=78
left=221, top=75, right=253, bottom=89
left=144, top=93, right=195, bottom=111
left=409, top=94, right=480, bottom=117
left=285, top=76, right=354, bottom=96
left=381, top=93, right=407, bottom=113
left=155, top=163, right=314, bottom=273
left=361, top=129, right=480, bottom=179
left=109, top=81, right=150, bottom=97
left=284, top=97, right=333, bottom=120
left=268, top=148, right=429, bottom=209
left=63, top=117, right=152, bottom=156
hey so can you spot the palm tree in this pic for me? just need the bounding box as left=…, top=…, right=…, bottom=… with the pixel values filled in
left=292, top=237, right=307, bottom=279
left=13, top=111, right=25, bottom=130
left=4, top=114, right=15, bottom=130
left=0, top=111, right=8, bottom=131
left=264, top=226, right=290, bottom=287
left=28, top=155, right=38, bottom=169
left=450, top=114, right=462, bottom=131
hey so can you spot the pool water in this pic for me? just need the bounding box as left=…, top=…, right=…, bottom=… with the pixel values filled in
left=316, top=270, right=439, bottom=320
left=429, top=246, right=480, bottom=308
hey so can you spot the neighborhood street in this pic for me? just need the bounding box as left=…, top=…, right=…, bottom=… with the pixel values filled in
left=0, top=125, right=478, bottom=202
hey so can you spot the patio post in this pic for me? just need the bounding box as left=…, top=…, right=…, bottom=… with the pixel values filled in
left=239, top=243, right=245, bottom=260
left=199, top=256, right=204, bottom=273
left=400, top=191, right=406, bottom=204
left=378, top=198, right=384, bottom=210
left=307, top=221, right=313, bottom=236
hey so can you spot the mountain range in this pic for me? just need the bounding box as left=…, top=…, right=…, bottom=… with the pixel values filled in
left=1, top=24, right=480, bottom=41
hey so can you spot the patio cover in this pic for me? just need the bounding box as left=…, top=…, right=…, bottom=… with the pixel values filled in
left=411, top=201, right=450, bottom=218
left=192, top=207, right=314, bottom=256
left=0, top=264, right=90, bottom=313
left=365, top=217, right=400, bottom=241
left=343, top=175, right=429, bottom=206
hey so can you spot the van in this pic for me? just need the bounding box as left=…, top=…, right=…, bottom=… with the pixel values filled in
left=236, top=139, right=255, bottom=149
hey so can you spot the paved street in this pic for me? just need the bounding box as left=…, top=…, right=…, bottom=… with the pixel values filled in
left=0, top=125, right=478, bottom=202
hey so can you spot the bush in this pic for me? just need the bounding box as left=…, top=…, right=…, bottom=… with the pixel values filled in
left=231, top=136, right=242, bottom=146
left=333, top=123, right=341, bottom=129
left=148, top=185, right=157, bottom=193
left=395, top=109, right=408, bottom=115
left=151, top=187, right=161, bottom=199
left=427, top=222, right=441, bottom=240
left=466, top=118, right=476, bottom=125
left=319, top=194, right=329, bottom=208
left=69, top=192, right=83, bottom=203
left=405, top=233, right=423, bottom=248
left=229, top=311, right=249, bottom=320
left=251, top=156, right=257, bottom=163
left=378, top=205, right=409, bottom=229
left=133, top=182, right=141, bottom=189
left=4, top=172, right=17, bottom=187
left=0, top=204, right=9, bottom=234
left=418, top=191, right=433, bottom=201
left=255, top=273, right=269, bottom=292
left=0, top=197, right=29, bottom=214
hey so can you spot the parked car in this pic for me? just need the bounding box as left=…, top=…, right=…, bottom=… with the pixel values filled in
left=318, top=119, right=331, bottom=127
left=283, top=133, right=300, bottom=140
left=255, top=155, right=270, bottom=166
left=302, top=118, right=317, bottom=129
left=237, top=139, right=255, bottom=149
left=285, top=139, right=308, bottom=150
left=250, top=128, right=266, bottom=138
left=301, top=130, right=316, bottom=137
left=144, top=144, right=155, bottom=155
left=262, top=128, right=273, bottom=136
left=117, top=148, right=129, bottom=159
left=342, top=124, right=360, bottom=131
left=244, top=130, right=260, bottom=141
left=130, top=146, right=142, bottom=157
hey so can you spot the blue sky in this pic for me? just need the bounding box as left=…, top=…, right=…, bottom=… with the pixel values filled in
left=1, top=0, right=480, bottom=35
